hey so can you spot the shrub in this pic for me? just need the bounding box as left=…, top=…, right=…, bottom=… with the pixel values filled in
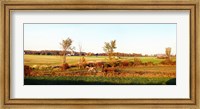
left=51, top=65, right=61, bottom=69
left=112, top=61, right=121, bottom=67
left=87, top=62, right=95, bottom=67
left=52, top=68, right=61, bottom=72
left=160, top=59, right=176, bottom=65
left=39, top=65, right=49, bottom=70
left=120, top=61, right=129, bottom=67
left=24, top=65, right=32, bottom=76
left=31, top=65, right=39, bottom=69
left=128, top=61, right=134, bottom=66
left=103, top=67, right=119, bottom=73
left=79, top=57, right=87, bottom=69
left=82, top=63, right=88, bottom=68
left=95, top=62, right=105, bottom=67
left=133, top=58, right=142, bottom=66
left=144, top=62, right=154, bottom=66
left=171, top=61, right=176, bottom=65
left=103, top=62, right=112, bottom=68
left=81, top=57, right=86, bottom=63
left=70, top=64, right=78, bottom=68
left=62, top=63, right=69, bottom=70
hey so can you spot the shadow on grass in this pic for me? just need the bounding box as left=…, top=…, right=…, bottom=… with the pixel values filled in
left=165, top=78, right=176, bottom=85
left=24, top=78, right=176, bottom=85
left=24, top=79, right=122, bottom=85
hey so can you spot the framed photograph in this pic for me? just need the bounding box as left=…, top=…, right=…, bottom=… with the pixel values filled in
left=0, top=0, right=199, bottom=108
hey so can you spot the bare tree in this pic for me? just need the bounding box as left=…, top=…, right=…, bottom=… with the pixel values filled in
left=78, top=43, right=83, bottom=69
left=70, top=46, right=75, bottom=56
left=78, top=43, right=83, bottom=57
left=103, top=40, right=117, bottom=61
left=60, top=38, right=73, bottom=65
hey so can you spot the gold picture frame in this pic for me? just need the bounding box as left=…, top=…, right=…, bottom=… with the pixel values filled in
left=0, top=0, right=199, bottom=108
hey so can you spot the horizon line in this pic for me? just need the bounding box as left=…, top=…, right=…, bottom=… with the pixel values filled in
left=24, top=49, right=176, bottom=55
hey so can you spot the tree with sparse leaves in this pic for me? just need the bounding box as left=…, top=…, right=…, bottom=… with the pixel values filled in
left=165, top=47, right=171, bottom=60
left=60, top=38, right=73, bottom=65
left=103, top=40, right=117, bottom=61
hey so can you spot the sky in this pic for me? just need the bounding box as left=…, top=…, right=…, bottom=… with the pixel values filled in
left=24, top=23, right=176, bottom=55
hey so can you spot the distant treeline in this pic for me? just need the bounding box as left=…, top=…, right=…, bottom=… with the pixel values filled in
left=24, top=50, right=143, bottom=57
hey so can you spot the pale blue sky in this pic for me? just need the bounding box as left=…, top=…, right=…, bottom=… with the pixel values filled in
left=24, top=24, right=176, bottom=55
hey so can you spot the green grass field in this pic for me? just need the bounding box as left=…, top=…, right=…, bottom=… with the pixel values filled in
left=25, top=55, right=106, bottom=66
left=24, top=55, right=175, bottom=66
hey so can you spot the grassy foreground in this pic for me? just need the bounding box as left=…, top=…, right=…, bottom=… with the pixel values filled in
left=24, top=55, right=176, bottom=85
left=24, top=76, right=176, bottom=85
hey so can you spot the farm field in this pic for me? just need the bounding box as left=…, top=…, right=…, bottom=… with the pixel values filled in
left=23, top=24, right=177, bottom=86
left=24, top=55, right=176, bottom=85
left=24, top=55, right=176, bottom=66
